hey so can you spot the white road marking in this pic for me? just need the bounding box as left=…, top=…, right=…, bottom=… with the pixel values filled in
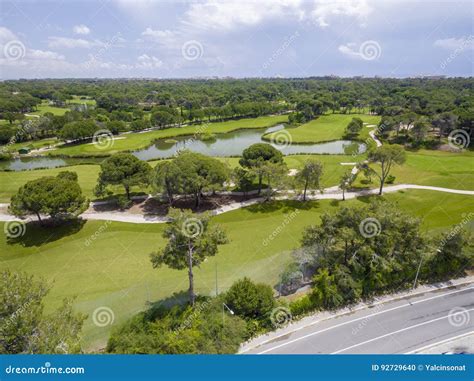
left=332, top=309, right=474, bottom=354
left=405, top=330, right=474, bottom=354
left=257, top=286, right=474, bottom=354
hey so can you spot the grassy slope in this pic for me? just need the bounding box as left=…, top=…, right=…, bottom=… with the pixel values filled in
left=264, top=114, right=381, bottom=144
left=1, top=190, right=472, bottom=350
left=50, top=115, right=288, bottom=156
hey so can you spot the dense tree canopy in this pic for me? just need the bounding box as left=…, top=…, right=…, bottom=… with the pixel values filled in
left=9, top=172, right=87, bottom=223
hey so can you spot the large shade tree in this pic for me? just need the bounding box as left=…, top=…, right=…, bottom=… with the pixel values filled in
left=174, top=151, right=229, bottom=207
left=239, top=143, right=283, bottom=194
left=9, top=172, right=87, bottom=223
left=96, top=153, right=152, bottom=200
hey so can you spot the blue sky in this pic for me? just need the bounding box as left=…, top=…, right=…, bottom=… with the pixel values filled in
left=0, top=0, right=473, bottom=79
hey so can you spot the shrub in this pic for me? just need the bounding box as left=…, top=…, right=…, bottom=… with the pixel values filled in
left=224, top=277, right=276, bottom=321
left=289, top=294, right=316, bottom=317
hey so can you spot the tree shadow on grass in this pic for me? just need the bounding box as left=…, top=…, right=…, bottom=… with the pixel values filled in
left=6, top=218, right=86, bottom=248
left=144, top=291, right=190, bottom=321
left=246, top=199, right=320, bottom=214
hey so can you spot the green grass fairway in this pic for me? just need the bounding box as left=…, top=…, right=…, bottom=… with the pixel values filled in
left=391, top=150, right=474, bottom=190
left=264, top=113, right=380, bottom=144
left=1, top=190, right=472, bottom=350
left=354, top=149, right=474, bottom=190
left=66, top=96, right=96, bottom=106
left=30, top=102, right=69, bottom=116
left=0, top=165, right=100, bottom=202
left=51, top=115, right=288, bottom=157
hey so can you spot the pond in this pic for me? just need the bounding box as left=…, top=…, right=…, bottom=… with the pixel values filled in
left=0, top=157, right=104, bottom=171
left=0, top=125, right=366, bottom=171
left=132, top=125, right=366, bottom=160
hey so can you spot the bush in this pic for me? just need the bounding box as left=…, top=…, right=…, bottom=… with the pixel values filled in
left=224, top=277, right=276, bottom=321
left=289, top=295, right=316, bottom=317
left=107, top=297, right=247, bottom=354
left=386, top=174, right=396, bottom=184
left=116, top=195, right=132, bottom=210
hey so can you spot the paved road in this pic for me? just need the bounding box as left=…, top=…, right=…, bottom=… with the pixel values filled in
left=245, top=284, right=474, bottom=354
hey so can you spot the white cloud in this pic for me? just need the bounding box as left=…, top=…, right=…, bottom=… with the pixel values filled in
left=140, top=28, right=177, bottom=47
left=73, top=24, right=91, bottom=35
left=28, top=49, right=65, bottom=61
left=142, top=28, right=174, bottom=39
left=338, top=43, right=361, bottom=58
left=136, top=54, right=163, bottom=68
left=0, top=26, right=18, bottom=43
left=48, top=37, right=104, bottom=49
left=311, top=0, right=372, bottom=28
left=434, top=36, right=474, bottom=50
left=183, top=0, right=304, bottom=31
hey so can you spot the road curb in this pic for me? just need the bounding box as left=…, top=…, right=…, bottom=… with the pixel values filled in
left=239, top=276, right=474, bottom=353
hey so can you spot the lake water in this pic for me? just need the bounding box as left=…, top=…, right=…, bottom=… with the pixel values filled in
left=0, top=157, right=103, bottom=171
left=133, top=125, right=365, bottom=160
left=1, top=125, right=366, bottom=171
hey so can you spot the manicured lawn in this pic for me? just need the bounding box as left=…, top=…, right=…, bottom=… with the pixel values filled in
left=0, top=165, right=101, bottom=202
left=1, top=190, right=472, bottom=350
left=30, top=102, right=69, bottom=116
left=264, top=113, right=380, bottom=144
left=49, top=115, right=288, bottom=156
left=391, top=149, right=474, bottom=190
left=66, top=95, right=96, bottom=106
left=354, top=149, right=474, bottom=191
